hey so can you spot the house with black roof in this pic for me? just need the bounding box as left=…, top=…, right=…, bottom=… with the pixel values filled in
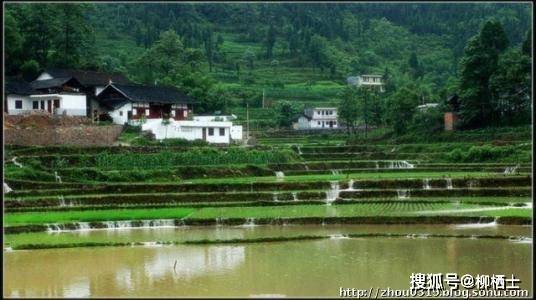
left=97, top=83, right=197, bottom=124
left=5, top=74, right=89, bottom=116
left=35, top=68, right=131, bottom=95
left=95, top=83, right=243, bottom=144
left=33, top=68, right=133, bottom=118
left=5, top=77, right=35, bottom=114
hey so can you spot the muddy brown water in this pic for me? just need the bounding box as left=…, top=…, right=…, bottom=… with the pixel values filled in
left=4, top=225, right=532, bottom=297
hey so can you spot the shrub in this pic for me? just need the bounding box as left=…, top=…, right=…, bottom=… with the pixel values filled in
left=410, top=107, right=444, bottom=135
left=446, top=145, right=522, bottom=162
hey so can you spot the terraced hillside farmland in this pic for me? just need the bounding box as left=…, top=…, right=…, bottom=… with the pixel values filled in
left=3, top=126, right=533, bottom=297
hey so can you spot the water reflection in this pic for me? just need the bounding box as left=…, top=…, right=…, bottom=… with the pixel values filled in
left=4, top=225, right=532, bottom=297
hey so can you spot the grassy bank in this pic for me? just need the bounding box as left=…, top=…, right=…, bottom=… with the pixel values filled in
left=4, top=207, right=195, bottom=226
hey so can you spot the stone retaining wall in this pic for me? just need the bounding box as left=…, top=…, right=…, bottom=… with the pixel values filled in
left=4, top=125, right=124, bottom=146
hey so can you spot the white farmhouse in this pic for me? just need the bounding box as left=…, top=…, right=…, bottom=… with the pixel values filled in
left=141, top=119, right=243, bottom=144
left=297, top=107, right=338, bottom=130
left=34, top=68, right=132, bottom=118
left=5, top=78, right=34, bottom=115
left=5, top=77, right=87, bottom=116
left=97, top=83, right=242, bottom=144
left=347, top=74, right=385, bottom=92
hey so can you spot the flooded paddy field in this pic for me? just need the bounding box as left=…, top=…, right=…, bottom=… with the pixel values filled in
left=3, top=129, right=532, bottom=297
left=4, top=225, right=532, bottom=297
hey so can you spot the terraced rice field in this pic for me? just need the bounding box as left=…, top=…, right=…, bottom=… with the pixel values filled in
left=3, top=128, right=532, bottom=249
left=3, top=128, right=533, bottom=298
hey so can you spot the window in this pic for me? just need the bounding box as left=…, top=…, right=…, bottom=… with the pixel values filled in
left=208, top=128, right=214, bottom=136
left=15, top=100, right=23, bottom=109
left=317, top=121, right=321, bottom=125
left=219, top=128, right=225, bottom=136
left=40, top=101, right=45, bottom=110
left=119, top=111, right=123, bottom=117
left=33, top=101, right=39, bottom=109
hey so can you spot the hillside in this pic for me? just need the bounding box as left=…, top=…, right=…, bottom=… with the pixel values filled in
left=5, top=3, right=532, bottom=130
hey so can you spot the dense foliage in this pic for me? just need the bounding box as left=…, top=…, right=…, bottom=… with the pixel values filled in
left=93, top=148, right=298, bottom=169
left=4, top=3, right=532, bottom=132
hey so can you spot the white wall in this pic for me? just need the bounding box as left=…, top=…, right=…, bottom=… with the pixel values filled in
left=109, top=103, right=132, bottom=124
left=309, top=119, right=338, bottom=129
left=297, top=116, right=311, bottom=129
left=312, top=108, right=337, bottom=120
left=297, top=118, right=338, bottom=129
left=141, top=119, right=236, bottom=144
left=230, top=125, right=243, bottom=141
left=6, top=95, right=32, bottom=115
left=58, top=94, right=87, bottom=116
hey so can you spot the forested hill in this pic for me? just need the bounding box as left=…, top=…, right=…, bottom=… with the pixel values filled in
left=5, top=3, right=532, bottom=128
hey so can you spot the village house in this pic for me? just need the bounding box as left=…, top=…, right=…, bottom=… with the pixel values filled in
left=5, top=68, right=243, bottom=144
left=5, top=77, right=35, bottom=115
left=34, top=68, right=132, bottom=118
left=97, top=83, right=243, bottom=144
left=5, top=76, right=87, bottom=116
left=5, top=69, right=132, bottom=117
left=97, top=83, right=196, bottom=124
left=347, top=74, right=385, bottom=92
left=296, top=107, right=338, bottom=130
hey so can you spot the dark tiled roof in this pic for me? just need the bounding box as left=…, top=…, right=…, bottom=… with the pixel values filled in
left=5, top=77, right=35, bottom=95
left=43, top=68, right=131, bottom=86
left=107, top=84, right=197, bottom=104
left=101, top=98, right=131, bottom=110
left=30, top=77, right=77, bottom=90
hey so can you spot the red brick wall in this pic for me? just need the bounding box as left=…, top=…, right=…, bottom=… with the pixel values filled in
left=444, top=112, right=458, bottom=131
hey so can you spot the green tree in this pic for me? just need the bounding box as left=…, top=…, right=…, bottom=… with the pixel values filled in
left=20, top=4, right=59, bottom=67
left=386, top=85, right=420, bottom=135
left=458, top=20, right=509, bottom=128
left=490, top=48, right=531, bottom=125
left=274, top=101, right=301, bottom=128
left=4, top=10, right=24, bottom=74
left=355, top=87, right=372, bottom=137
left=52, top=4, right=94, bottom=67
left=408, top=52, right=423, bottom=79
left=203, top=28, right=214, bottom=72
left=308, top=34, right=329, bottom=72
left=265, top=24, right=276, bottom=59
left=20, top=60, right=40, bottom=81
left=522, top=29, right=531, bottom=56
left=410, top=106, right=444, bottom=135
left=242, top=48, right=256, bottom=71
left=338, top=86, right=360, bottom=135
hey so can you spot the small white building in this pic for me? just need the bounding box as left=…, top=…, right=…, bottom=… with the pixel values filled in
left=5, top=77, right=86, bottom=116
left=296, top=107, right=338, bottom=130
left=347, top=74, right=385, bottom=92
left=141, top=118, right=243, bottom=144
